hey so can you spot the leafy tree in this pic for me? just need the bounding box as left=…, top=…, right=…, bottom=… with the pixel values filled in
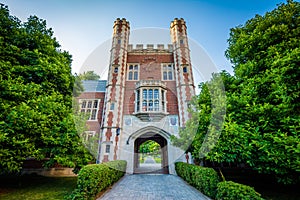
left=172, top=0, right=300, bottom=184
left=223, top=0, right=300, bottom=184
left=139, top=140, right=160, bottom=155
left=0, top=4, right=93, bottom=172
left=73, top=71, right=100, bottom=96
left=78, top=71, right=100, bottom=80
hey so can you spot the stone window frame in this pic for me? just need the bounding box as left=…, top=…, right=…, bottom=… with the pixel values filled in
left=162, top=63, right=174, bottom=81
left=135, top=87, right=166, bottom=113
left=127, top=63, right=139, bottom=81
left=79, top=99, right=100, bottom=121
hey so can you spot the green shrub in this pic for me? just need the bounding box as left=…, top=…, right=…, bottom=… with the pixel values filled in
left=66, top=160, right=127, bottom=200
left=175, top=162, right=220, bottom=198
left=216, top=181, right=264, bottom=200
left=104, top=160, right=127, bottom=183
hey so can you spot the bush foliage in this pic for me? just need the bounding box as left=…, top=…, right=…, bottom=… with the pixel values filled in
left=216, top=181, right=263, bottom=200
left=175, top=162, right=220, bottom=198
left=175, top=162, right=264, bottom=199
left=66, top=160, right=127, bottom=200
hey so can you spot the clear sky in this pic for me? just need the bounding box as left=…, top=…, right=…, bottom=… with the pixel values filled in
left=2, top=0, right=285, bottom=76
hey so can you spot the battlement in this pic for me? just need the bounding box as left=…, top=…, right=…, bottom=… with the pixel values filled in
left=128, top=44, right=173, bottom=53
left=170, top=17, right=186, bottom=29
left=113, top=18, right=130, bottom=28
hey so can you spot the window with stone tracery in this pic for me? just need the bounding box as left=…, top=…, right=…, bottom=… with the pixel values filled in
left=135, top=88, right=166, bottom=113
left=128, top=64, right=139, bottom=80
left=162, top=64, right=174, bottom=81
left=79, top=99, right=100, bottom=120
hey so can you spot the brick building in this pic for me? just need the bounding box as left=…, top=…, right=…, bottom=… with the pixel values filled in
left=78, top=18, right=195, bottom=174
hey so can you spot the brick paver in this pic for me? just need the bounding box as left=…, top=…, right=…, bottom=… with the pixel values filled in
left=98, top=174, right=211, bottom=200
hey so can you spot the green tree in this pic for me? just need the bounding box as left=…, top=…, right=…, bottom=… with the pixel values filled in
left=0, top=5, right=93, bottom=172
left=172, top=0, right=300, bottom=184
left=139, top=140, right=160, bottom=155
left=78, top=71, right=100, bottom=80
left=223, top=0, right=300, bottom=184
left=73, top=71, right=100, bottom=96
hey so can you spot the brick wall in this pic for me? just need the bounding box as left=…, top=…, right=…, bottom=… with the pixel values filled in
left=123, top=53, right=179, bottom=115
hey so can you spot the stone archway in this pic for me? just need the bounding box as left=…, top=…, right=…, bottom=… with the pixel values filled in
left=133, top=132, right=169, bottom=174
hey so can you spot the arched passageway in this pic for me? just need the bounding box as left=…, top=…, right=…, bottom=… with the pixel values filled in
left=134, top=132, right=169, bottom=174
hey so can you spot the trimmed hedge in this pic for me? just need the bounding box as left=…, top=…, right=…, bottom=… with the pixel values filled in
left=175, top=162, right=264, bottom=199
left=175, top=162, right=220, bottom=198
left=66, top=160, right=127, bottom=200
left=216, top=181, right=263, bottom=200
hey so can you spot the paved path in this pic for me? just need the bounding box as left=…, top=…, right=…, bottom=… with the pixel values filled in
left=144, top=156, right=156, bottom=163
left=98, top=174, right=211, bottom=200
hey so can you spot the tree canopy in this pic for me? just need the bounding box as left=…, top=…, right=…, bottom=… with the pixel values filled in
left=0, top=4, right=93, bottom=172
left=78, top=71, right=100, bottom=81
left=172, top=0, right=300, bottom=184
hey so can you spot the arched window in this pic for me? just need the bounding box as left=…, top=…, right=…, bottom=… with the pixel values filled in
left=143, top=89, right=147, bottom=99
left=154, top=89, right=159, bottom=99
left=142, top=100, right=147, bottom=111
left=154, top=100, right=159, bottom=111
left=148, top=100, right=153, bottom=111
left=148, top=89, right=153, bottom=99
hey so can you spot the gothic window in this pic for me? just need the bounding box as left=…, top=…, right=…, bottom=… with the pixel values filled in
left=162, top=64, right=174, bottom=80
left=128, top=64, right=139, bottom=80
left=80, top=99, right=99, bottom=120
left=136, top=88, right=166, bottom=113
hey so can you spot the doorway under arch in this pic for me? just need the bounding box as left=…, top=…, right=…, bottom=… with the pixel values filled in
left=134, top=132, right=169, bottom=174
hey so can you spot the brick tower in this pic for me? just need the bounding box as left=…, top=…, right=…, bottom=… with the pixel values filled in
left=95, top=18, right=195, bottom=174
left=100, top=18, right=130, bottom=162
left=170, top=18, right=195, bottom=126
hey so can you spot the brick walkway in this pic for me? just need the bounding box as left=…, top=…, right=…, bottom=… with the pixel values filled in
left=98, top=174, right=211, bottom=200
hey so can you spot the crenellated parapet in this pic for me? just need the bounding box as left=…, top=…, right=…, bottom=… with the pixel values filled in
left=127, top=44, right=173, bottom=53
left=113, top=18, right=130, bottom=35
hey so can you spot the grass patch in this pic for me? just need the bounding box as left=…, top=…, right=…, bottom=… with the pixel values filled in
left=0, top=174, right=77, bottom=200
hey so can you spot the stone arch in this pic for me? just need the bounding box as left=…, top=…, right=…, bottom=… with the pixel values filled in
left=128, top=126, right=170, bottom=174
left=126, top=126, right=171, bottom=145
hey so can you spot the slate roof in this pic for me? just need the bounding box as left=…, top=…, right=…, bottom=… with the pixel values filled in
left=82, top=80, right=107, bottom=92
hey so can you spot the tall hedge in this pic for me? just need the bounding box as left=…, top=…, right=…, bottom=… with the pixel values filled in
left=175, top=162, right=220, bottom=198
left=66, top=160, right=127, bottom=200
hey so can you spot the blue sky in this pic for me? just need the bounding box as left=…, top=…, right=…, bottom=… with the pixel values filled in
left=2, top=0, right=285, bottom=75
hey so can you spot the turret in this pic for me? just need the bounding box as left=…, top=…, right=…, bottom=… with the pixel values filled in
left=99, top=18, right=129, bottom=162
left=170, top=18, right=195, bottom=127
